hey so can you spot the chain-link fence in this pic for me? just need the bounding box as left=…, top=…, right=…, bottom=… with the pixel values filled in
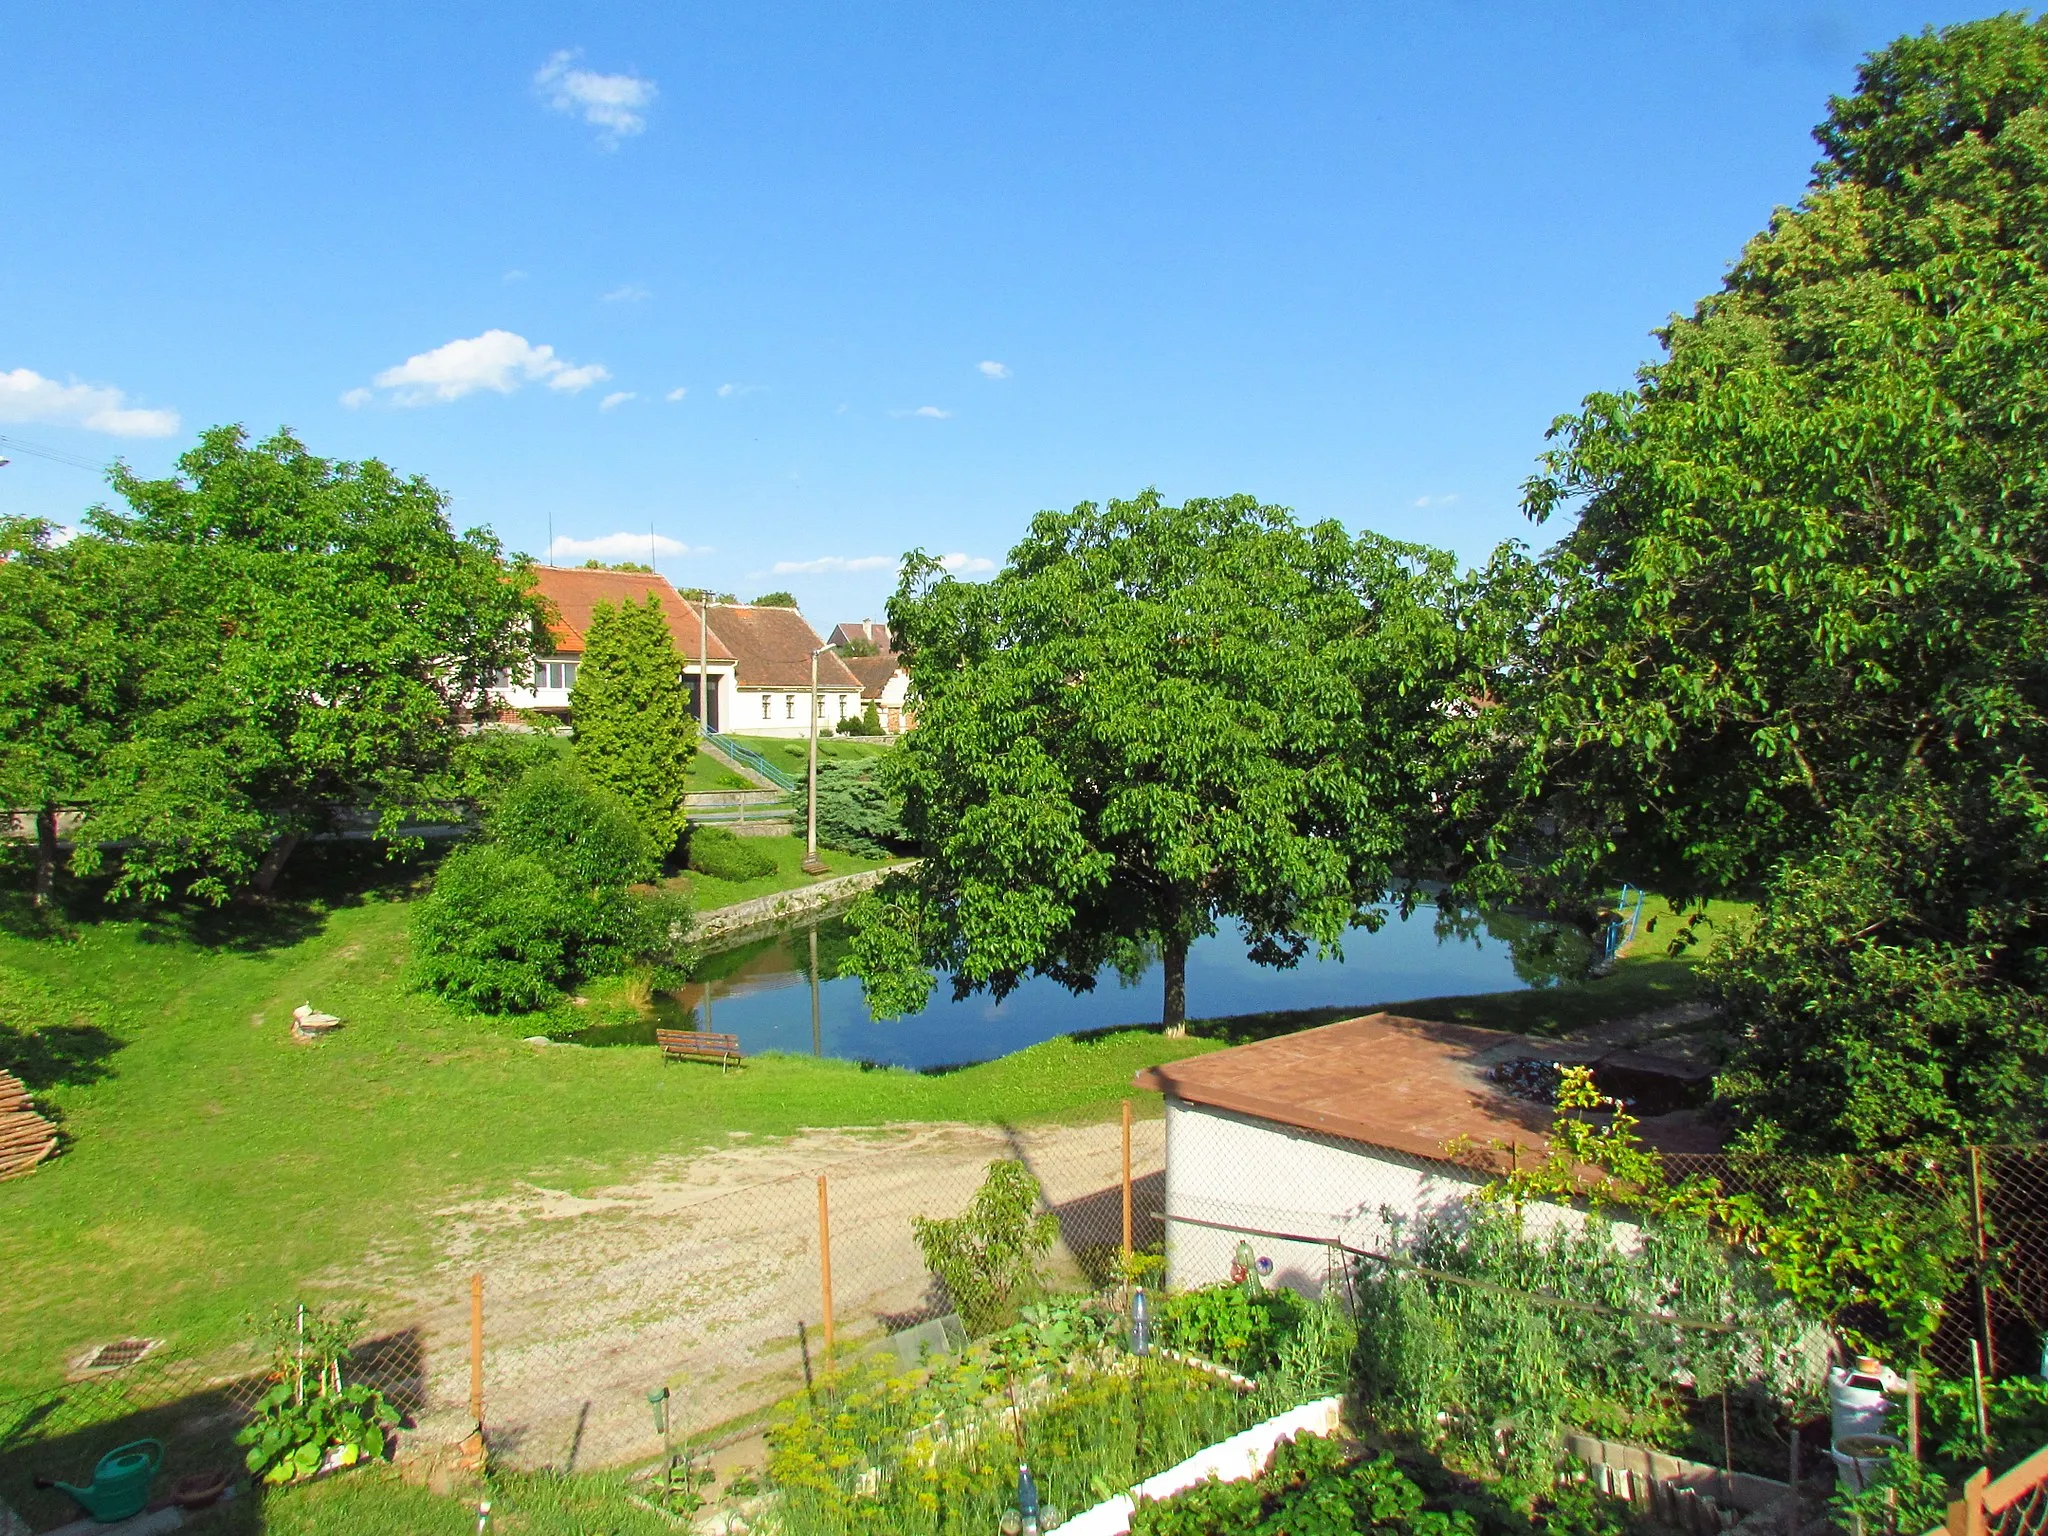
left=2, top=1111, right=2043, bottom=1526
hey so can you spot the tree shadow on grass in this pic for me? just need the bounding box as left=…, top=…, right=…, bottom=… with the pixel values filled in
left=0, top=841, right=439, bottom=957
left=0, top=1020, right=124, bottom=1092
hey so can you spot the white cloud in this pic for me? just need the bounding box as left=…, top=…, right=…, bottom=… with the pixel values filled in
left=665, top=387, right=688, bottom=402
left=1411, top=493, right=1460, bottom=508
left=938, top=552, right=996, bottom=575
left=890, top=404, right=950, bottom=419
left=717, top=382, right=766, bottom=398
left=602, top=284, right=650, bottom=303
left=771, top=554, right=897, bottom=575
left=0, top=367, right=179, bottom=438
left=976, top=360, right=1010, bottom=379
left=346, top=330, right=610, bottom=406
left=547, top=532, right=705, bottom=562
left=503, top=268, right=528, bottom=284
left=535, top=50, right=656, bottom=146
left=599, top=391, right=636, bottom=410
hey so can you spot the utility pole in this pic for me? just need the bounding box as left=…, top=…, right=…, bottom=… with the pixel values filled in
left=803, top=644, right=836, bottom=875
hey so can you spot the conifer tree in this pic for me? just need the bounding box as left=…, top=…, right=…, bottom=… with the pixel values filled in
left=569, top=594, right=695, bottom=855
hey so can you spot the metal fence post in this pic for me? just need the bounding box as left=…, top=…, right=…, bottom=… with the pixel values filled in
left=1970, top=1145, right=1996, bottom=1374
left=1121, top=1098, right=1134, bottom=1264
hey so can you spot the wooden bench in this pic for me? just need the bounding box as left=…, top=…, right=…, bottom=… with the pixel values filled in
left=655, top=1029, right=744, bottom=1072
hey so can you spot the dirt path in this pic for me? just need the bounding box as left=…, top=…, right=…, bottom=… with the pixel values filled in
left=388, top=1116, right=1163, bottom=1471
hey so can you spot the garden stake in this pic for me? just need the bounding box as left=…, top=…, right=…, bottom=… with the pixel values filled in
left=1785, top=1420, right=1798, bottom=1536
left=1970, top=1340, right=1991, bottom=1458
left=1907, top=1372, right=1920, bottom=1460
left=1121, top=1099, right=1133, bottom=1266
left=1970, top=1146, right=1996, bottom=1374
left=817, top=1175, right=835, bottom=1359
left=1720, top=1380, right=1731, bottom=1490
left=470, top=1273, right=485, bottom=1427
left=295, top=1303, right=306, bottom=1408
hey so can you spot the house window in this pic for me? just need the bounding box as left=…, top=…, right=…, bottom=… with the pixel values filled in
left=762, top=694, right=772, bottom=720
left=838, top=694, right=849, bottom=717
left=536, top=660, right=578, bottom=691
left=785, top=694, right=796, bottom=719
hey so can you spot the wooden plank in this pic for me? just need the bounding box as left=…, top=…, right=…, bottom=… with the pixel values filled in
left=1984, top=1443, right=2048, bottom=1513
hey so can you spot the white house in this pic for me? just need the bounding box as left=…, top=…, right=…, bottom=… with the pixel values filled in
left=494, top=569, right=865, bottom=738
left=829, top=620, right=913, bottom=734
left=1132, top=1013, right=1717, bottom=1298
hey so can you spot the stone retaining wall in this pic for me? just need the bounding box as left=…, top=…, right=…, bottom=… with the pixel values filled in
left=693, top=863, right=912, bottom=947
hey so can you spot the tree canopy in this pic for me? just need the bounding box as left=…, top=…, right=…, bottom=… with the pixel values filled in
left=567, top=593, right=695, bottom=855
left=845, top=491, right=1477, bottom=1032
left=1505, top=15, right=2048, bottom=1147
left=30, top=426, right=539, bottom=904
left=749, top=590, right=799, bottom=608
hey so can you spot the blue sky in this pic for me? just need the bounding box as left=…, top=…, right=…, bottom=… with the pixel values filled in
left=0, top=2, right=1984, bottom=622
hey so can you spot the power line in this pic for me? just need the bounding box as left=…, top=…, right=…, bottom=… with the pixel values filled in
left=0, top=434, right=111, bottom=474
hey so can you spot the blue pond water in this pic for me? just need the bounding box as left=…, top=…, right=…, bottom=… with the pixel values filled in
left=577, top=908, right=1590, bottom=1070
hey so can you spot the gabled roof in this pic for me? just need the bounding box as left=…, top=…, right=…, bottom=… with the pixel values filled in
left=830, top=619, right=893, bottom=649
left=843, top=652, right=905, bottom=700
left=708, top=604, right=863, bottom=689
left=530, top=567, right=735, bottom=662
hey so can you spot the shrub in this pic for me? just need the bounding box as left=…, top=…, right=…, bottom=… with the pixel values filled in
left=1156, top=1280, right=1313, bottom=1377
left=446, top=728, right=571, bottom=816
left=1352, top=1204, right=1825, bottom=1480
left=789, top=757, right=909, bottom=858
left=838, top=701, right=884, bottom=735
left=685, top=825, right=777, bottom=882
left=410, top=845, right=577, bottom=1012
left=911, top=1159, right=1057, bottom=1334
left=493, top=761, right=655, bottom=887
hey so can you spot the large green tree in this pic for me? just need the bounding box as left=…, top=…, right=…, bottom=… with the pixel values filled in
left=567, top=593, right=695, bottom=855
left=845, top=491, right=1475, bottom=1033
left=1505, top=16, right=2048, bottom=1146
left=59, top=426, right=541, bottom=903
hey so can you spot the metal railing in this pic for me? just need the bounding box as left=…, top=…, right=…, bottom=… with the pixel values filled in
left=704, top=733, right=800, bottom=793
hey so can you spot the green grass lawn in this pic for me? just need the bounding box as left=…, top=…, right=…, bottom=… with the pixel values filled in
left=0, top=851, right=1214, bottom=1392
left=685, top=753, right=754, bottom=792
left=725, top=732, right=892, bottom=780
left=673, top=833, right=894, bottom=911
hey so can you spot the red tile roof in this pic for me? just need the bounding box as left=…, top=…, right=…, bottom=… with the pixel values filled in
left=830, top=619, right=894, bottom=649
left=843, top=653, right=905, bottom=700
left=708, top=604, right=863, bottom=689
left=530, top=568, right=735, bottom=662
left=1133, top=1013, right=1721, bottom=1171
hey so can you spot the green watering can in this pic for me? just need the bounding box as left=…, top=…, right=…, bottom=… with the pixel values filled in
left=38, top=1438, right=163, bottom=1522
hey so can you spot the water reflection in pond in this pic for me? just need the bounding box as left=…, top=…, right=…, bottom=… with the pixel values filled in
left=572, top=906, right=1593, bottom=1071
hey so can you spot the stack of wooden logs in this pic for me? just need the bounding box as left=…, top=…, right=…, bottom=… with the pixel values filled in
left=0, top=1069, right=58, bottom=1178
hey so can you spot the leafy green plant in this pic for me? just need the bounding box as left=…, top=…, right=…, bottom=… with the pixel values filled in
left=236, top=1379, right=399, bottom=1485
left=911, top=1159, right=1057, bottom=1334
left=1914, top=1371, right=2048, bottom=1478
left=1156, top=1282, right=1312, bottom=1377
left=1829, top=1447, right=1953, bottom=1536
left=685, top=825, right=777, bottom=882
left=234, top=1301, right=399, bottom=1486
left=1131, top=1435, right=1493, bottom=1536
left=790, top=758, right=908, bottom=857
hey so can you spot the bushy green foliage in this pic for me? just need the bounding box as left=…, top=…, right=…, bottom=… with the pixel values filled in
left=685, top=825, right=777, bottom=882
left=411, top=763, right=685, bottom=1012
left=58, top=426, right=540, bottom=904
left=838, top=700, right=885, bottom=734
left=1915, top=1370, right=2048, bottom=1478
left=751, top=590, right=798, bottom=608
left=1157, top=1281, right=1317, bottom=1377
left=911, top=1159, right=1058, bottom=1334
left=1708, top=775, right=2048, bottom=1150
left=568, top=594, right=695, bottom=855
left=492, top=761, right=656, bottom=888
left=445, top=729, right=570, bottom=816
left=790, top=758, right=909, bottom=858
left=768, top=1348, right=1258, bottom=1536
left=1351, top=1206, right=1825, bottom=1480
left=1132, top=1435, right=1498, bottom=1536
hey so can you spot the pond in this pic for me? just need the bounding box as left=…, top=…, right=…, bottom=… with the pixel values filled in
left=572, top=906, right=1594, bottom=1070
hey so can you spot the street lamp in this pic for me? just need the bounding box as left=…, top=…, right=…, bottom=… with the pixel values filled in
left=803, top=643, right=838, bottom=875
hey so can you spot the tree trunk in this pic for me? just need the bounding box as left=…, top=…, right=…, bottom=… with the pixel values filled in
left=250, top=832, right=302, bottom=898
left=1162, top=933, right=1189, bottom=1038
left=33, top=803, right=59, bottom=909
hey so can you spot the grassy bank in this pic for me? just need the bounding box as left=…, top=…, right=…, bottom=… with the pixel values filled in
left=673, top=833, right=894, bottom=911
left=725, top=733, right=891, bottom=779
left=0, top=854, right=1215, bottom=1389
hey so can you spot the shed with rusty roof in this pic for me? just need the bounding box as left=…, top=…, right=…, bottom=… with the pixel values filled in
left=1132, top=1012, right=1717, bottom=1296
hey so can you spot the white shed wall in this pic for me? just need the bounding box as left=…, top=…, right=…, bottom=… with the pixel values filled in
left=1160, top=1098, right=1630, bottom=1299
